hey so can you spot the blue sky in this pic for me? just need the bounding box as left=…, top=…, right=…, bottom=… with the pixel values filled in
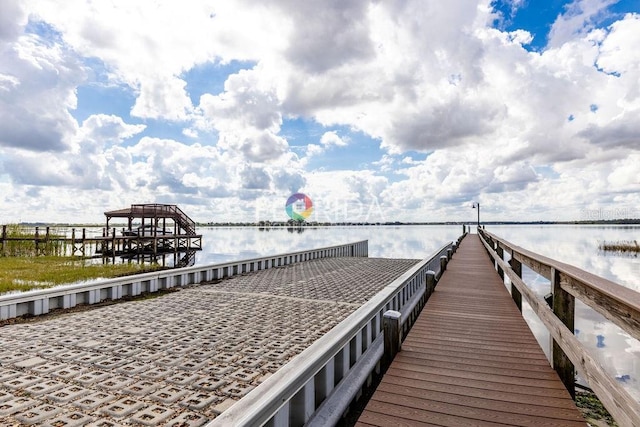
left=0, top=0, right=639, bottom=223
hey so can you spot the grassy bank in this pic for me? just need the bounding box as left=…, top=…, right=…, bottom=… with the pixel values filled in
left=0, top=256, right=162, bottom=294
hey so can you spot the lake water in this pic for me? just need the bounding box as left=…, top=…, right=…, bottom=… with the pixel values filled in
left=193, top=224, right=640, bottom=401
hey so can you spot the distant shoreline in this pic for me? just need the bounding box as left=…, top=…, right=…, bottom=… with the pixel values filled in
left=11, top=219, right=640, bottom=227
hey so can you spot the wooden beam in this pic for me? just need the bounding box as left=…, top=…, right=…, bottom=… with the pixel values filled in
left=561, top=274, right=640, bottom=343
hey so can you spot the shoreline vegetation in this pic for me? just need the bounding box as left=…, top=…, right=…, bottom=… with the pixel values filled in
left=0, top=225, right=163, bottom=294
left=598, top=240, right=640, bottom=253
left=576, top=389, right=618, bottom=427
left=0, top=256, right=163, bottom=294
left=8, top=218, right=640, bottom=228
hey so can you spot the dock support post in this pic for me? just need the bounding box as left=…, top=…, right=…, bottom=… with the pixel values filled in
left=383, top=310, right=402, bottom=371
left=439, top=255, right=448, bottom=276
left=426, top=270, right=436, bottom=297
left=112, top=228, right=116, bottom=256
left=82, top=228, right=86, bottom=257
left=509, top=250, right=522, bottom=312
left=551, top=267, right=575, bottom=398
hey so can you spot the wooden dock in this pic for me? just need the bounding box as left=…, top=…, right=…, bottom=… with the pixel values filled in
left=356, top=234, right=586, bottom=426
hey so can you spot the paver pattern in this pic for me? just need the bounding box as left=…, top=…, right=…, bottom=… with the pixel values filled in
left=0, top=257, right=418, bottom=426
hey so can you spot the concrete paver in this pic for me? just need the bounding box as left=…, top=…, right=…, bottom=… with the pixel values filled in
left=0, top=257, right=417, bottom=425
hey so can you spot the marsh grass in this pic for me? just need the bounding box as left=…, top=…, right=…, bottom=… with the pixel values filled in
left=2, top=224, right=66, bottom=257
left=598, top=240, right=640, bottom=253
left=0, top=256, right=161, bottom=294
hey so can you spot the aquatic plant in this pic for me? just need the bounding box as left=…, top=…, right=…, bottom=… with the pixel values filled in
left=598, top=240, right=640, bottom=253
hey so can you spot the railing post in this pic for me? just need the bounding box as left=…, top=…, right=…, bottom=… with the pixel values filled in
left=383, top=310, right=402, bottom=372
left=509, top=250, right=522, bottom=312
left=551, top=267, right=575, bottom=398
left=496, top=244, right=504, bottom=281
left=447, top=248, right=453, bottom=260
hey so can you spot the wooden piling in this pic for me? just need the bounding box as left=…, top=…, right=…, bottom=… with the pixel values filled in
left=426, top=270, right=436, bottom=296
left=383, top=310, right=402, bottom=372
left=439, top=255, right=447, bottom=276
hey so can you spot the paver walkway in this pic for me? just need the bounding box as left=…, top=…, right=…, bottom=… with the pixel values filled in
left=357, top=235, right=586, bottom=426
left=0, top=257, right=418, bottom=426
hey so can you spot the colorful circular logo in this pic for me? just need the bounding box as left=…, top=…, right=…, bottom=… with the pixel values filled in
left=285, top=193, right=313, bottom=221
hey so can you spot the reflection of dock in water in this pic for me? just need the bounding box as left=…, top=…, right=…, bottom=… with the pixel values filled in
left=116, top=248, right=197, bottom=268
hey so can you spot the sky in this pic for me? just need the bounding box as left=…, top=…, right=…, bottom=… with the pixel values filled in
left=1, top=0, right=639, bottom=224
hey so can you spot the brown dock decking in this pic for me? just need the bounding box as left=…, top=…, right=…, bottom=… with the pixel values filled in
left=356, top=234, right=587, bottom=427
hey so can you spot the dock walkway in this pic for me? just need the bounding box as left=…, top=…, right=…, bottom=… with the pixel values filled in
left=356, top=235, right=586, bottom=426
left=0, top=256, right=418, bottom=425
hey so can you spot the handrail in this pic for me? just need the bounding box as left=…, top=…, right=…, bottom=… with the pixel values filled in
left=129, top=204, right=196, bottom=235
left=481, top=229, right=640, bottom=341
left=478, top=229, right=640, bottom=427
left=208, top=237, right=461, bottom=427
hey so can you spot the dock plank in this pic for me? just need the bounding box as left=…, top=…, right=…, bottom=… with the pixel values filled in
left=356, top=234, right=586, bottom=426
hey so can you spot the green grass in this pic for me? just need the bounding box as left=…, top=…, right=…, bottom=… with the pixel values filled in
left=0, top=256, right=162, bottom=294
left=576, top=390, right=618, bottom=426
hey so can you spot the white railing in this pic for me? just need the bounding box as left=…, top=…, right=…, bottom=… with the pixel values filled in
left=209, top=234, right=465, bottom=427
left=0, top=240, right=368, bottom=321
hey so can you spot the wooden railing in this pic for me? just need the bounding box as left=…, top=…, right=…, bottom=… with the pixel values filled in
left=478, top=229, right=640, bottom=427
left=130, top=203, right=196, bottom=235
